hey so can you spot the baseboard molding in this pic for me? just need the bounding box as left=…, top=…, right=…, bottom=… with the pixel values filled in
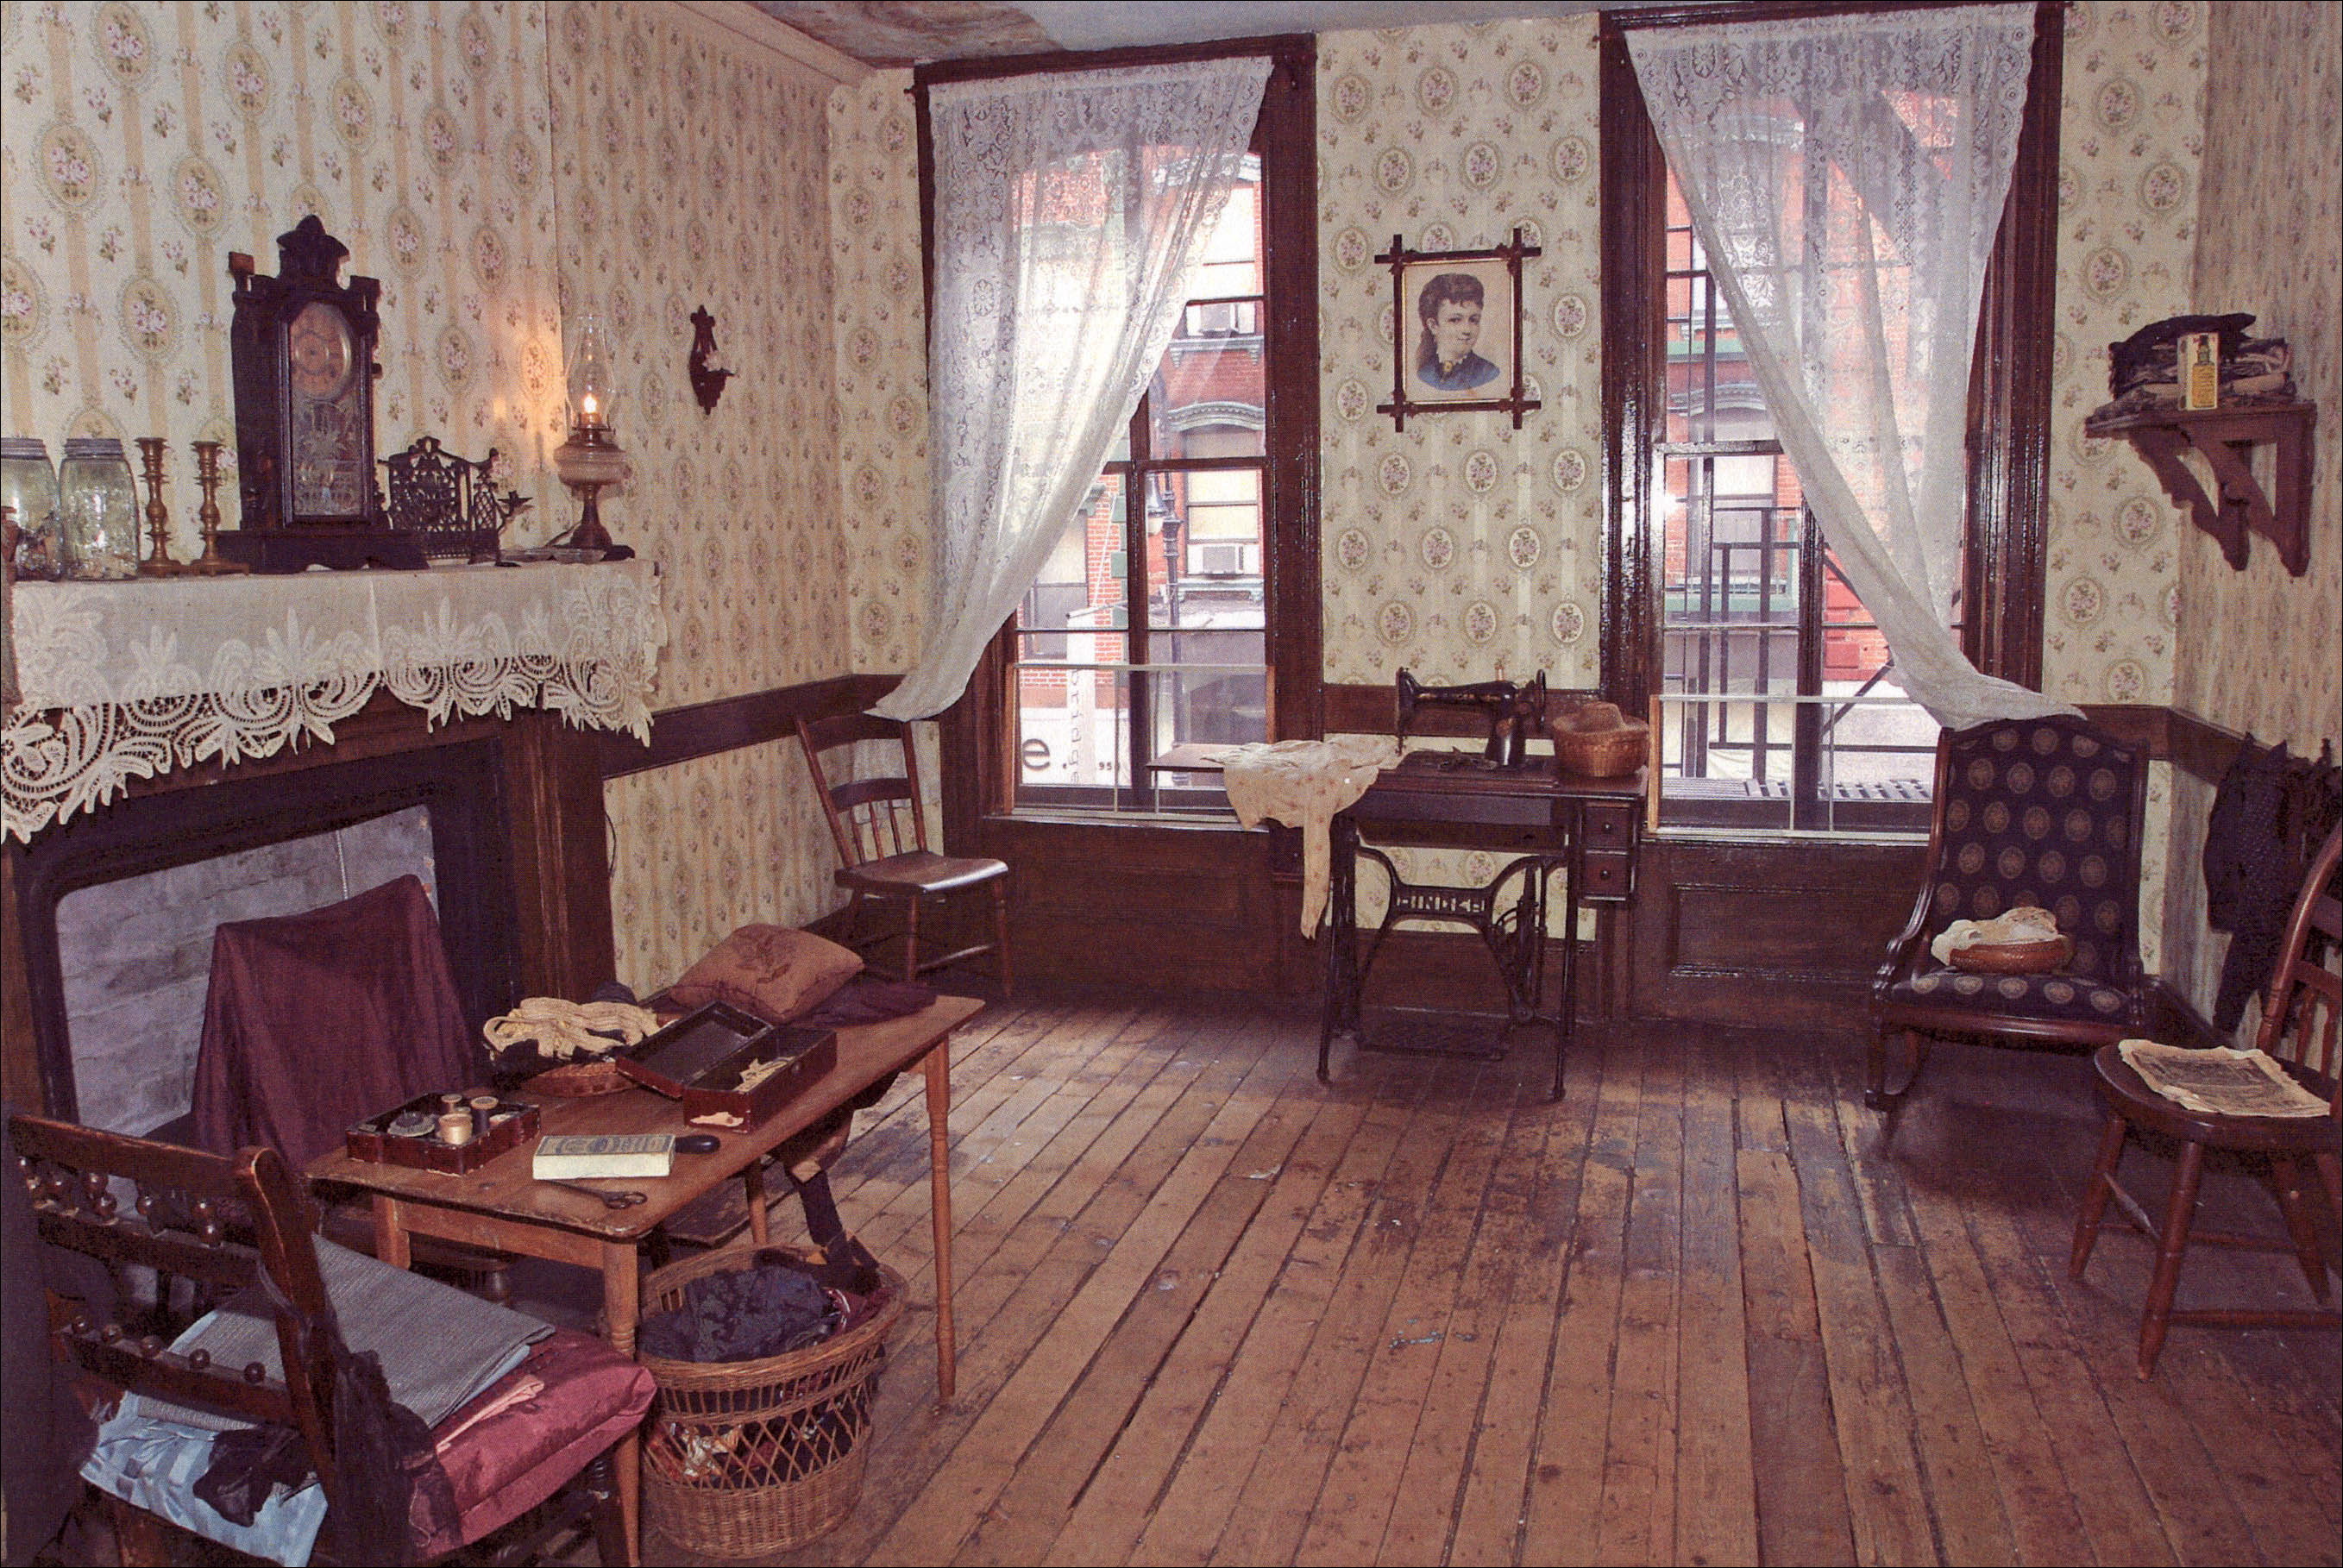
left=2145, top=975, right=2227, bottom=1050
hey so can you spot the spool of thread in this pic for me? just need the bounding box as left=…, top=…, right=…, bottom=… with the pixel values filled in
left=469, top=1094, right=499, bottom=1140
left=437, top=1110, right=475, bottom=1146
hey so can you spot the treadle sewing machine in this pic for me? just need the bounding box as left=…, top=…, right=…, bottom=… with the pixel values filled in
left=1394, top=668, right=1548, bottom=768
left=1322, top=668, right=1643, bottom=1100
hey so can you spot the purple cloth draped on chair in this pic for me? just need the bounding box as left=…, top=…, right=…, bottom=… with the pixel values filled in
left=191, top=875, right=481, bottom=1172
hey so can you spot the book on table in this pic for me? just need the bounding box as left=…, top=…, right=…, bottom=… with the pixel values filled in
left=532, top=1132, right=675, bottom=1179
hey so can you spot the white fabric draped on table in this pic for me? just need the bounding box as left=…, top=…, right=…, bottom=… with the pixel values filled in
left=3, top=560, right=665, bottom=840
left=1218, top=737, right=1401, bottom=938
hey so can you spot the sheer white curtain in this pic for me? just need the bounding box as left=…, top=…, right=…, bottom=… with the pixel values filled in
left=873, top=59, right=1271, bottom=722
left=1627, top=4, right=2076, bottom=732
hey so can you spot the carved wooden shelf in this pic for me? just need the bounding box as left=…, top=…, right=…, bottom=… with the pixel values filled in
left=2095, top=401, right=2316, bottom=574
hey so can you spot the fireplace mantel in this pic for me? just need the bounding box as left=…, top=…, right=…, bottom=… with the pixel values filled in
left=3, top=559, right=665, bottom=842
left=2, top=561, right=663, bottom=1116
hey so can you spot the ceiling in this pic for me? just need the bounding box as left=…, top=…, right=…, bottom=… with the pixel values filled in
left=751, top=1, right=1634, bottom=68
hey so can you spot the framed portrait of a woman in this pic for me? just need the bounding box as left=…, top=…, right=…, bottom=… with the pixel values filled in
left=1377, top=229, right=1542, bottom=430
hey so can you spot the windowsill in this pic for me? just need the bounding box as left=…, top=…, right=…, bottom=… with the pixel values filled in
left=993, top=808, right=1251, bottom=832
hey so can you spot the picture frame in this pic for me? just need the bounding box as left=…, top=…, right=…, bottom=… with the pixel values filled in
left=1377, top=228, right=1542, bottom=431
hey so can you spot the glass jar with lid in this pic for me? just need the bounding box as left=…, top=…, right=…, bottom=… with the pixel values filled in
left=58, top=436, right=140, bottom=580
left=0, top=436, right=65, bottom=580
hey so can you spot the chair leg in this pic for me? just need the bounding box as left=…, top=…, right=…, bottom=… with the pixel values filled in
left=99, top=1494, right=176, bottom=1568
left=991, top=881, right=1013, bottom=997
left=2070, top=1112, right=2130, bottom=1279
left=901, top=896, right=921, bottom=982
left=2269, top=1156, right=2333, bottom=1301
left=583, top=1450, right=628, bottom=1568
left=1864, top=1027, right=1930, bottom=1110
left=2139, top=1137, right=2207, bottom=1378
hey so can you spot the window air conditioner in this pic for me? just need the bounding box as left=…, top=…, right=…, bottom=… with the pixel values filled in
left=1191, top=542, right=1254, bottom=575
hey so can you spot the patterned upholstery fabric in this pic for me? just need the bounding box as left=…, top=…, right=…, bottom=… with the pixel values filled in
left=1886, top=968, right=2137, bottom=1023
left=1915, top=717, right=2143, bottom=987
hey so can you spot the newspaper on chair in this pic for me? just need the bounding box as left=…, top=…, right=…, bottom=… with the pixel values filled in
left=2114, top=1039, right=2332, bottom=1118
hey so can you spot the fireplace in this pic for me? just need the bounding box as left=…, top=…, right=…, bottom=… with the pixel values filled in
left=3, top=696, right=616, bottom=1120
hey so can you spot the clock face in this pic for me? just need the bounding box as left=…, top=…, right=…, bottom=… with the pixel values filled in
left=285, top=300, right=368, bottom=516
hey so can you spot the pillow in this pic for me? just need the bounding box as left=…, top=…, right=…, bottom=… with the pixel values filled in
left=666, top=925, right=864, bottom=1024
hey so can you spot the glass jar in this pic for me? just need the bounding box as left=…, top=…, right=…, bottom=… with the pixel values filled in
left=0, top=436, right=65, bottom=580
left=58, top=436, right=140, bottom=580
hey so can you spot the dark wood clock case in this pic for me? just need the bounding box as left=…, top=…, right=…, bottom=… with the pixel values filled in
left=223, top=216, right=424, bottom=573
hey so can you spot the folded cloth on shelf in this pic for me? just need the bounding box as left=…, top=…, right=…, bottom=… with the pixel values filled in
left=1216, top=737, right=1402, bottom=938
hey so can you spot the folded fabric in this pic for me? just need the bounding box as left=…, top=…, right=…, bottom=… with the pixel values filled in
left=638, top=1261, right=841, bottom=1364
left=135, top=1239, right=544, bottom=1434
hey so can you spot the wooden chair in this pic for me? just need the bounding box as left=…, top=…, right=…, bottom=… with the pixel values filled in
left=2068, top=825, right=2341, bottom=1377
left=796, top=713, right=1012, bottom=994
left=9, top=1110, right=653, bottom=1565
left=1868, top=715, right=2150, bottom=1108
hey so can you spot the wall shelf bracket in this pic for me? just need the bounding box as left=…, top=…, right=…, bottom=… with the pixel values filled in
left=2099, top=401, right=2316, bottom=575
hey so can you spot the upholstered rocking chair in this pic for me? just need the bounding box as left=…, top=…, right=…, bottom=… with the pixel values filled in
left=1869, top=714, right=2151, bottom=1110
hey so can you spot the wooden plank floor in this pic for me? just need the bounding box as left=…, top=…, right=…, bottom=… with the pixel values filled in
left=660, top=996, right=2341, bottom=1567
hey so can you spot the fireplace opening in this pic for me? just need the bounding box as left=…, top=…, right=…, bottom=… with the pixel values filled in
left=11, top=737, right=523, bottom=1126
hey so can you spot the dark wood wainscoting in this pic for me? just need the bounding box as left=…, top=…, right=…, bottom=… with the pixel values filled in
left=970, top=817, right=1311, bottom=997
left=1624, top=837, right=1927, bottom=1030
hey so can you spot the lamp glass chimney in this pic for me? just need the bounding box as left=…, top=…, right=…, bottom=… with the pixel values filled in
left=566, top=315, right=617, bottom=436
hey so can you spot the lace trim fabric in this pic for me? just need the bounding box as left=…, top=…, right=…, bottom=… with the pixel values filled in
left=4, top=561, right=666, bottom=841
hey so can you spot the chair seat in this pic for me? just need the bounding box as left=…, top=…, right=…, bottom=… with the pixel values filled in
left=2091, top=1044, right=2343, bottom=1158
left=1882, top=966, right=2137, bottom=1026
left=417, top=1329, right=654, bottom=1557
left=837, top=850, right=1008, bottom=897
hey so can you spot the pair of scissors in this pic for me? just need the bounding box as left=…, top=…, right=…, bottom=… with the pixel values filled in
left=539, top=1178, right=648, bottom=1208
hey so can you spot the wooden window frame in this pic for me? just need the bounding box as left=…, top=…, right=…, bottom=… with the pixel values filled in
left=917, top=36, right=1322, bottom=845
left=1599, top=1, right=2065, bottom=725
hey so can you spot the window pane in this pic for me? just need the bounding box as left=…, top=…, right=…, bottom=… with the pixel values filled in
left=1149, top=336, right=1266, bottom=458
left=1015, top=476, right=1127, bottom=661
left=1150, top=466, right=1261, bottom=630
left=1015, top=663, right=1129, bottom=796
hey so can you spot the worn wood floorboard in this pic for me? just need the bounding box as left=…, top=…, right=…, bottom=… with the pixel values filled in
left=620, top=999, right=2343, bottom=1568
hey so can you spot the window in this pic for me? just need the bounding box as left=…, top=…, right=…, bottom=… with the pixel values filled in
left=1012, top=160, right=1269, bottom=812
left=1601, top=3, right=2063, bottom=837
left=1655, top=173, right=1940, bottom=831
left=924, top=37, right=1320, bottom=836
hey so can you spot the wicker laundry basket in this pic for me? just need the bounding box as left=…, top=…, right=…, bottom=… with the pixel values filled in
left=637, top=1246, right=906, bottom=1559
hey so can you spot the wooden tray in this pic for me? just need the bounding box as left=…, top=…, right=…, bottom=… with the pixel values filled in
left=345, top=1093, right=540, bottom=1175
left=614, top=1001, right=838, bottom=1128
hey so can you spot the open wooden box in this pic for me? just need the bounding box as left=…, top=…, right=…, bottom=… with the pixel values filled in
left=614, top=1000, right=837, bottom=1127
left=345, top=1093, right=540, bottom=1175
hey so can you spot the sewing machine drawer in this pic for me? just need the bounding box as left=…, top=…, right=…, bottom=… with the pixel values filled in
left=1579, top=849, right=1635, bottom=902
left=1582, top=801, right=1638, bottom=850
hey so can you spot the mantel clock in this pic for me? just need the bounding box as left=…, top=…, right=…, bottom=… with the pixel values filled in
left=224, top=216, right=423, bottom=571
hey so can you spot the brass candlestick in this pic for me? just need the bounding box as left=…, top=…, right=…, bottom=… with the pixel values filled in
left=133, top=438, right=191, bottom=576
left=186, top=441, right=248, bottom=574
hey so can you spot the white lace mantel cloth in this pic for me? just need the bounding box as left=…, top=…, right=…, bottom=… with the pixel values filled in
left=3, top=560, right=667, bottom=842
left=1216, top=736, right=1401, bottom=938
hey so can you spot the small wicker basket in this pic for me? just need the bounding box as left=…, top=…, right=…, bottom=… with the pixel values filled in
left=1550, top=701, right=1650, bottom=779
left=638, top=1247, right=907, bottom=1559
left=1948, top=935, right=2073, bottom=975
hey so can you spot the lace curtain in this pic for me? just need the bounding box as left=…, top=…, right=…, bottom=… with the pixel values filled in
left=873, top=57, right=1271, bottom=721
left=1627, top=4, right=2077, bottom=732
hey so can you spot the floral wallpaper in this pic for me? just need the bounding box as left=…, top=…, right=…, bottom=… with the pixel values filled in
left=0, top=0, right=566, bottom=557
left=2040, top=0, right=2207, bottom=714
left=828, top=69, right=930, bottom=677
left=1316, top=19, right=1605, bottom=691
left=547, top=1, right=851, bottom=991
left=2159, top=0, right=2340, bottom=1026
